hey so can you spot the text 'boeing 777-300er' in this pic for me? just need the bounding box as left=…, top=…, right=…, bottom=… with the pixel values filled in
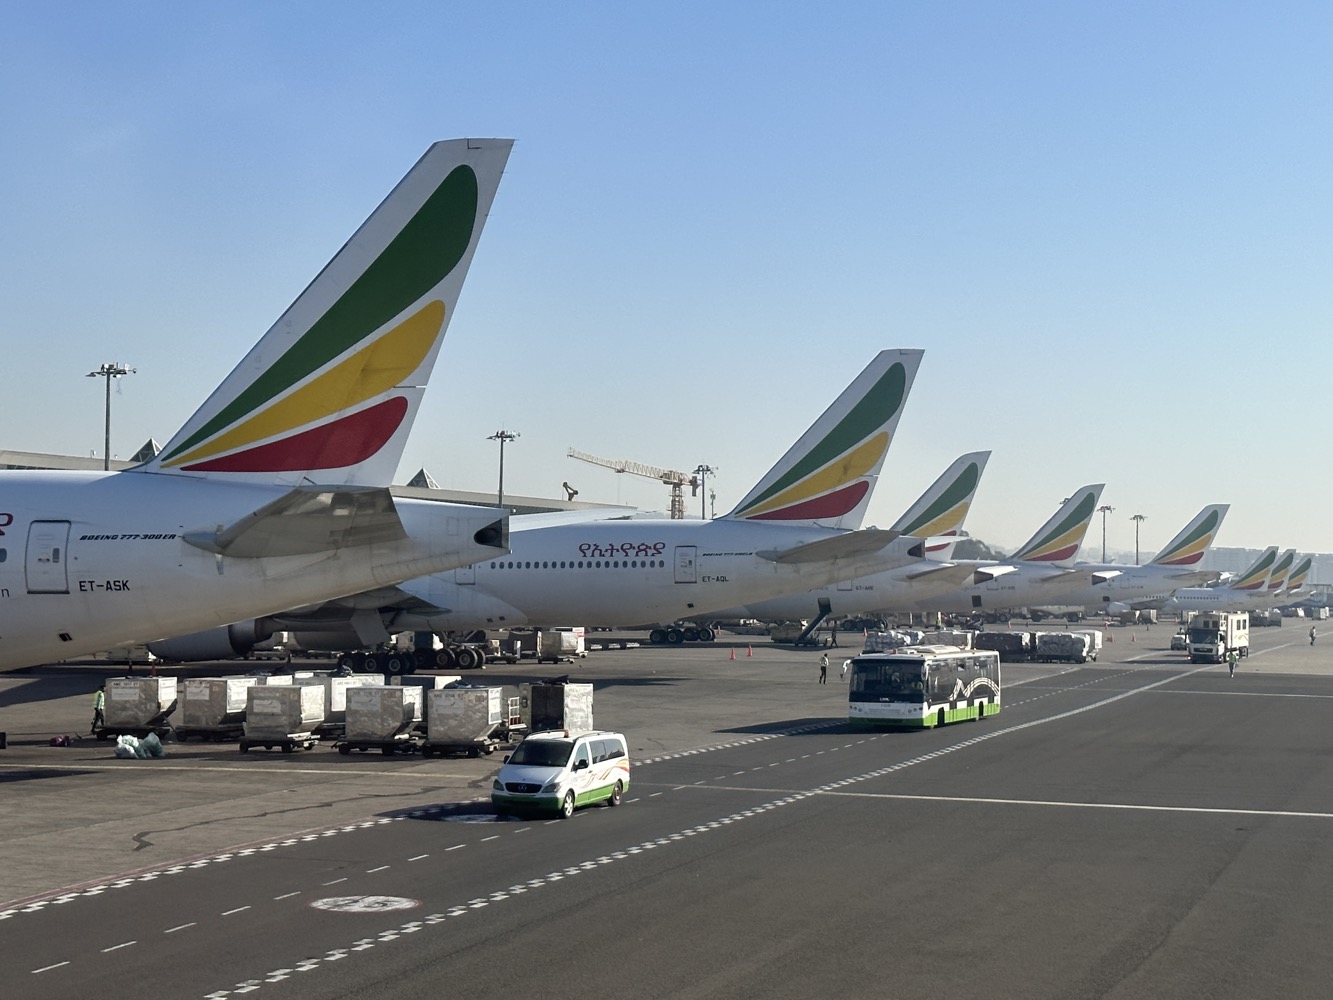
left=0, top=139, right=514, bottom=671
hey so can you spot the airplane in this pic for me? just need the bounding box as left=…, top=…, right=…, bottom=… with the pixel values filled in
left=1027, top=504, right=1230, bottom=613
left=1163, top=546, right=1278, bottom=613
left=149, top=350, right=936, bottom=667
left=902, top=484, right=1106, bottom=614
left=0, top=139, right=514, bottom=671
left=1165, top=547, right=1294, bottom=613
left=691, top=450, right=992, bottom=628
left=1280, top=554, right=1313, bottom=598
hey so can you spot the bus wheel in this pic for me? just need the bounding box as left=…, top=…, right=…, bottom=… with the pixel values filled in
left=937, top=708, right=947, bottom=728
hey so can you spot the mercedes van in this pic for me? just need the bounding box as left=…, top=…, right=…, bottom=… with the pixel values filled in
left=492, top=730, right=629, bottom=818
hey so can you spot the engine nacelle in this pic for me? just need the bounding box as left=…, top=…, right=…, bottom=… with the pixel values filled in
left=148, top=620, right=274, bottom=662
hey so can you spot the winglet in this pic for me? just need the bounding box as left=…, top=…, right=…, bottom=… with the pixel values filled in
left=1149, top=504, right=1229, bottom=566
left=723, top=349, right=923, bottom=529
left=890, top=451, right=990, bottom=538
left=1010, top=485, right=1104, bottom=565
left=143, top=138, right=513, bottom=487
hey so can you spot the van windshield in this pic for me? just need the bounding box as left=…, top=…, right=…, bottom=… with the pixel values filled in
left=509, top=740, right=573, bottom=767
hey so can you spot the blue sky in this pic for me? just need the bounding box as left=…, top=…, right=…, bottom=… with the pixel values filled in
left=2, top=2, right=1329, bottom=556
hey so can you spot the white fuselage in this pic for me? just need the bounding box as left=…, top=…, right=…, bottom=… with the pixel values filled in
left=905, top=562, right=1084, bottom=613
left=1166, top=586, right=1279, bottom=613
left=380, top=519, right=925, bottom=632
left=0, top=470, right=506, bottom=669
left=1027, top=564, right=1213, bottom=613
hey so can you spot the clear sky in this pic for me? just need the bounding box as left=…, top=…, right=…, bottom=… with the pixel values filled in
left=2, top=2, right=1329, bottom=557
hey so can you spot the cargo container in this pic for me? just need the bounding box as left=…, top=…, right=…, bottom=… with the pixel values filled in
left=1034, top=631, right=1093, bottom=663
left=241, top=685, right=326, bottom=751
left=339, top=686, right=423, bottom=752
left=521, top=682, right=594, bottom=733
left=102, top=677, right=178, bottom=734
left=177, top=677, right=258, bottom=740
left=423, top=687, right=504, bottom=757
left=974, top=631, right=1032, bottom=661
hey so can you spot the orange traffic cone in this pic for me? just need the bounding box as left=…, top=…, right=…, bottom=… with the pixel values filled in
left=1107, top=633, right=1113, bottom=643
left=729, top=648, right=736, bottom=661
left=747, top=645, right=753, bottom=657
left=1130, top=633, right=1135, bottom=642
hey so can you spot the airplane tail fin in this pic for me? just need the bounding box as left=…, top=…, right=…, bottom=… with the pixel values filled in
left=142, top=138, right=513, bottom=487
left=889, top=451, right=990, bottom=538
left=1263, top=548, right=1297, bottom=595
left=1228, top=546, right=1278, bottom=591
left=1283, top=554, right=1313, bottom=595
left=722, top=349, right=923, bottom=529
left=1148, top=504, right=1229, bottom=566
left=1009, top=485, right=1104, bottom=565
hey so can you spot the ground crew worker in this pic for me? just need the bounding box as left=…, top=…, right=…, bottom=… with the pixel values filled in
left=1311, top=626, right=1318, bottom=646
left=819, top=652, right=829, bottom=684
left=91, top=684, right=106, bottom=733
left=1227, top=649, right=1238, bottom=678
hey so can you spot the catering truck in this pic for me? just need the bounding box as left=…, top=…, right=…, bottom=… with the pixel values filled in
left=1187, top=612, right=1250, bottom=664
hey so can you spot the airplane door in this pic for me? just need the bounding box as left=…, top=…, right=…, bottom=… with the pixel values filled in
left=837, top=578, right=854, bottom=592
left=26, top=520, right=70, bottom=594
left=455, top=563, right=476, bottom=585
left=674, top=546, right=697, bottom=584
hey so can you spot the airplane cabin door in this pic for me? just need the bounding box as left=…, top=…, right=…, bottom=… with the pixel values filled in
left=837, top=578, right=854, bottom=592
left=455, top=563, right=476, bottom=585
left=26, top=520, right=71, bottom=594
left=674, top=546, right=697, bottom=584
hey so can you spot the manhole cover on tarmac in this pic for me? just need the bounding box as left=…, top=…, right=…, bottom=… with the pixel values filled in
left=309, top=896, right=422, bottom=913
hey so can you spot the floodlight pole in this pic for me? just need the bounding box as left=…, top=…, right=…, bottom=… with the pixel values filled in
left=1097, top=504, right=1115, bottom=562
left=487, top=429, right=519, bottom=508
left=693, top=465, right=715, bottom=520
left=86, top=362, right=136, bottom=471
left=1131, top=513, right=1146, bottom=565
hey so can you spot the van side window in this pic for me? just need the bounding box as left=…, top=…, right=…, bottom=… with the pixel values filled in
left=606, top=739, right=625, bottom=760
left=573, top=744, right=590, bottom=768
left=591, top=739, right=608, bottom=762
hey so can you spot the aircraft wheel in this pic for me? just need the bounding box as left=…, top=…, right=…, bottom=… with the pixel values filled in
left=649, top=628, right=667, bottom=644
left=665, top=628, right=684, bottom=644
left=697, top=627, right=715, bottom=642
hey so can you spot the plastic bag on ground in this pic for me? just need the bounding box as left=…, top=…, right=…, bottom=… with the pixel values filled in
left=114, top=734, right=140, bottom=759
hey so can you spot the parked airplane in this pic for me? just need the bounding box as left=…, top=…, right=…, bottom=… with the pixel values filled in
left=904, top=485, right=1106, bottom=614
left=149, top=350, right=933, bottom=666
left=1165, top=547, right=1294, bottom=613
left=693, top=451, right=991, bottom=627
left=1280, top=554, right=1313, bottom=598
left=1164, top=546, right=1278, bottom=613
left=0, top=139, right=513, bottom=671
left=1031, top=504, right=1230, bottom=613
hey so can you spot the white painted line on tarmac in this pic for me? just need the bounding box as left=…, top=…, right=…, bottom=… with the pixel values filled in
left=366, top=866, right=389, bottom=873
left=407, top=855, right=429, bottom=861
left=273, top=892, right=300, bottom=900
left=165, top=922, right=196, bottom=933
left=102, top=940, right=136, bottom=952
left=446, top=844, right=465, bottom=851
left=222, top=906, right=251, bottom=916
left=31, top=961, right=69, bottom=973
left=322, top=878, right=347, bottom=886
left=1156, top=689, right=1333, bottom=699
left=480, top=836, right=500, bottom=843
left=822, top=790, right=1333, bottom=821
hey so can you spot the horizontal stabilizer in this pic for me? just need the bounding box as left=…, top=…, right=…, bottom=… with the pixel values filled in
left=1091, top=570, right=1122, bottom=585
left=183, top=485, right=407, bottom=558
left=758, top=528, right=901, bottom=565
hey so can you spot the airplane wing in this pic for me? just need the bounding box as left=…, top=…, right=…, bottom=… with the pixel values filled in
left=511, top=509, right=633, bottom=531
left=972, top=564, right=1019, bottom=583
left=182, top=485, right=406, bottom=557
left=1168, top=570, right=1222, bottom=585
left=1091, top=570, right=1123, bottom=585
left=758, top=529, right=901, bottom=564
left=1034, top=568, right=1087, bottom=584
left=903, top=563, right=979, bottom=586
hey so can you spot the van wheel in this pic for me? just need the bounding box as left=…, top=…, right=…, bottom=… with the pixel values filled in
left=607, top=780, right=623, bottom=807
left=559, top=791, right=576, bottom=819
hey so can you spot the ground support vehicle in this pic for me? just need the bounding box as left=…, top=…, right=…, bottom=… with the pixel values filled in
left=1187, top=612, right=1250, bottom=664
left=334, top=735, right=421, bottom=756
left=97, top=676, right=178, bottom=741
left=240, top=735, right=319, bottom=753
left=974, top=630, right=1032, bottom=661
left=1033, top=631, right=1094, bottom=664
left=848, top=645, right=1001, bottom=729
left=174, top=724, right=246, bottom=743
left=491, top=730, right=630, bottom=818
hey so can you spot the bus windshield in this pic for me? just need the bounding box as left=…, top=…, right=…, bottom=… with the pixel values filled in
left=850, top=659, right=926, bottom=702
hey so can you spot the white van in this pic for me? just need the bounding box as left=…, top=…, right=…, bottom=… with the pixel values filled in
left=491, top=730, right=630, bottom=818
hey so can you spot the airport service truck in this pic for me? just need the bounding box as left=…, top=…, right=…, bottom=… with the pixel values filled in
left=1187, top=612, right=1250, bottom=664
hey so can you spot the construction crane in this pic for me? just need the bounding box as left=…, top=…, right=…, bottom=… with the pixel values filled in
left=567, top=448, right=700, bottom=519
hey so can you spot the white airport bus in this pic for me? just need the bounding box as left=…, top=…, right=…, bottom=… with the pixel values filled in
left=848, top=644, right=1001, bottom=729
